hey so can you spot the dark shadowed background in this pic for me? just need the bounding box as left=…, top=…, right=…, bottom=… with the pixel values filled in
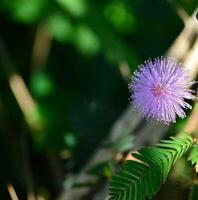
left=0, top=0, right=197, bottom=199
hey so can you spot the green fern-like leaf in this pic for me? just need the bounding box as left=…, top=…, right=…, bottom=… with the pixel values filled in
left=188, top=143, right=198, bottom=172
left=109, top=134, right=193, bottom=200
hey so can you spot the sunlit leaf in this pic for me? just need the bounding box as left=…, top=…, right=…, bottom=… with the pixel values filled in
left=73, top=25, right=101, bottom=55
left=57, top=0, right=88, bottom=17
left=6, top=0, right=48, bottom=23
left=46, top=13, right=73, bottom=42
left=64, top=132, right=77, bottom=148
left=104, top=2, right=136, bottom=34
left=30, top=72, right=54, bottom=97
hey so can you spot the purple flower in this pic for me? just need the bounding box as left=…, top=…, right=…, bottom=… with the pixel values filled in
left=128, top=57, right=195, bottom=124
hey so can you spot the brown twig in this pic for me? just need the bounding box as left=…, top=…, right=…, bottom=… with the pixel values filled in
left=0, top=36, right=37, bottom=200
left=30, top=24, right=52, bottom=73
left=7, top=184, right=19, bottom=200
left=0, top=36, right=42, bottom=132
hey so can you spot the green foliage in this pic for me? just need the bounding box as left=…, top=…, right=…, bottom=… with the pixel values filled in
left=188, top=143, right=198, bottom=172
left=57, top=0, right=88, bottom=17
left=104, top=1, right=136, bottom=34
left=46, top=12, right=73, bottom=42
left=109, top=134, right=193, bottom=200
left=0, top=0, right=197, bottom=199
left=73, top=25, right=101, bottom=55
left=1, top=0, right=48, bottom=23
left=30, top=72, right=55, bottom=97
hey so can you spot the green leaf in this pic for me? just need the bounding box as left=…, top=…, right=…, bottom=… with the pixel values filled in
left=108, top=134, right=193, bottom=200
left=188, top=143, right=198, bottom=172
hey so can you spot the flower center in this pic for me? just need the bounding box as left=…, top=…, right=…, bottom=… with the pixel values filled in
left=151, top=84, right=165, bottom=96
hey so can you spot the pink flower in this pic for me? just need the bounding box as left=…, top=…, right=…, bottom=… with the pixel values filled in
left=128, top=57, right=196, bottom=124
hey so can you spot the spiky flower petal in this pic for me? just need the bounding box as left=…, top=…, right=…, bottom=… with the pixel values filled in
left=128, top=57, right=195, bottom=124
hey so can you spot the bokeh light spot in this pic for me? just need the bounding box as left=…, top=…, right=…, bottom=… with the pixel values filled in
left=46, top=13, right=73, bottom=42
left=104, top=2, right=136, bottom=33
left=30, top=72, right=54, bottom=98
left=56, top=0, right=87, bottom=17
left=73, top=25, right=101, bottom=55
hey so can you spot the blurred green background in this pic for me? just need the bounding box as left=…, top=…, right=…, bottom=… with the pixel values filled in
left=0, top=0, right=197, bottom=199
